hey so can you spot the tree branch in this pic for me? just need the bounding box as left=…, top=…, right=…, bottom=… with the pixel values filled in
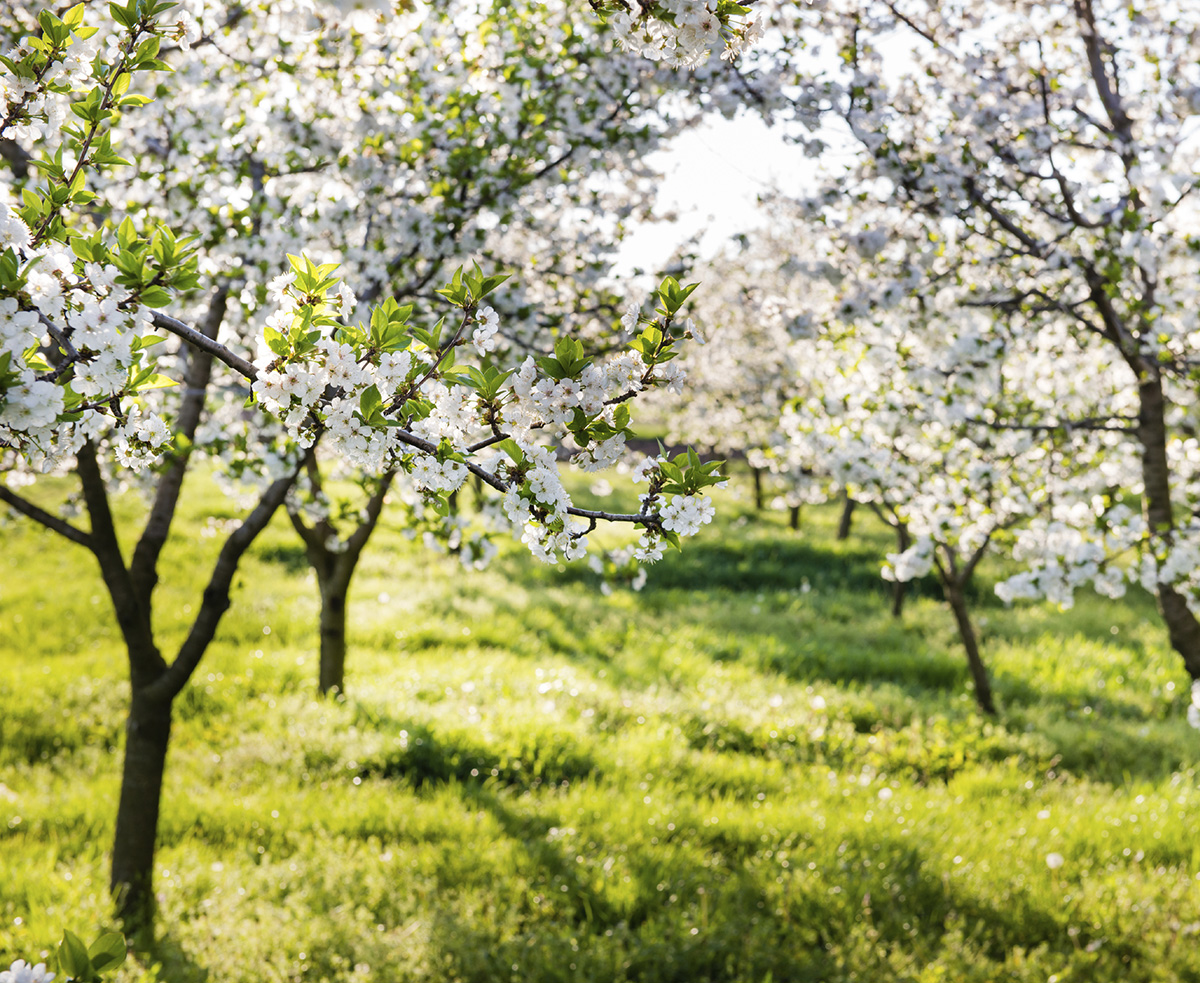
left=0, top=485, right=93, bottom=548
left=131, top=286, right=229, bottom=603
left=145, top=452, right=308, bottom=703
left=151, top=310, right=258, bottom=381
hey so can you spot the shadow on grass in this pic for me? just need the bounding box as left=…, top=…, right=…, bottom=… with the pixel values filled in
left=140, top=931, right=211, bottom=983
left=343, top=703, right=600, bottom=793
left=252, top=541, right=310, bottom=575
left=429, top=785, right=822, bottom=983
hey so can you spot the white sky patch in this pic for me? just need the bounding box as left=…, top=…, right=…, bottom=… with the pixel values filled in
left=613, top=112, right=819, bottom=278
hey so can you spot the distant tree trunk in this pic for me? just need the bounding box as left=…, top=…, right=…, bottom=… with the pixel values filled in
left=789, top=504, right=801, bottom=531
left=290, top=470, right=395, bottom=697
left=1136, top=373, right=1200, bottom=681
left=751, top=466, right=764, bottom=511
left=891, top=523, right=911, bottom=618
left=836, top=494, right=855, bottom=540
left=943, top=579, right=996, bottom=716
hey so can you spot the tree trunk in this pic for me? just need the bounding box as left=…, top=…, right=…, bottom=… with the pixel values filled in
left=789, top=504, right=801, bottom=531
left=1137, top=374, right=1200, bottom=680
left=110, top=689, right=173, bottom=929
left=891, top=524, right=911, bottom=619
left=943, top=581, right=996, bottom=715
left=836, top=495, right=855, bottom=541
left=751, top=467, right=764, bottom=511
left=318, top=577, right=350, bottom=696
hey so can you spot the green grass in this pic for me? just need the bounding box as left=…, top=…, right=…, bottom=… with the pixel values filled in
left=1, top=470, right=1199, bottom=982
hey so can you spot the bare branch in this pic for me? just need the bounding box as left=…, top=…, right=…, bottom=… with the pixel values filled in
left=131, top=286, right=229, bottom=603
left=151, top=310, right=258, bottom=381
left=0, top=485, right=93, bottom=548
left=145, top=453, right=307, bottom=703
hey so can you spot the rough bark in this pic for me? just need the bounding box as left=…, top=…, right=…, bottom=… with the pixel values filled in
left=836, top=494, right=855, bottom=541
left=109, top=688, right=172, bottom=928
left=943, top=580, right=996, bottom=716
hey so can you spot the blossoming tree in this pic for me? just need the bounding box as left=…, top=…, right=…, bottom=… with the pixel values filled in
left=0, top=0, right=746, bottom=925
left=725, top=0, right=1200, bottom=697
left=84, top=0, right=728, bottom=698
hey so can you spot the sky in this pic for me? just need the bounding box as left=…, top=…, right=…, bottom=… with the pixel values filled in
left=612, top=112, right=818, bottom=277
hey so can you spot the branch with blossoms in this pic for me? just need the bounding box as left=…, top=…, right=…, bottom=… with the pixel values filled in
left=140, top=256, right=724, bottom=564
left=589, top=0, right=766, bottom=67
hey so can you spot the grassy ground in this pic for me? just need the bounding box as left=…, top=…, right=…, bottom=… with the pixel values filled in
left=1, top=466, right=1199, bottom=982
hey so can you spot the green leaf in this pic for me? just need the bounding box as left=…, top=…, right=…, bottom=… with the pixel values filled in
left=88, top=933, right=127, bottom=973
left=63, top=3, right=86, bottom=28
left=535, top=356, right=564, bottom=381
left=136, top=373, right=178, bottom=391
left=264, top=327, right=289, bottom=358
left=58, top=930, right=91, bottom=979
left=359, top=383, right=382, bottom=421
left=138, top=285, right=171, bottom=308
left=497, top=438, right=526, bottom=465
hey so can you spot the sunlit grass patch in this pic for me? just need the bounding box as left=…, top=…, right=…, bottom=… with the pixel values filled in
left=1, top=472, right=1198, bottom=981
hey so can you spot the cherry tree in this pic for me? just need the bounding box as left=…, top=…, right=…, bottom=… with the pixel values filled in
left=720, top=0, right=1200, bottom=698
left=785, top=305, right=1126, bottom=714
left=0, top=0, right=741, bottom=925
left=657, top=234, right=837, bottom=523
left=94, top=0, right=719, bottom=698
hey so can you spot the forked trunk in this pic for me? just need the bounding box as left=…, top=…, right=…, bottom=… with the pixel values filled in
left=110, top=689, right=173, bottom=928
left=943, top=581, right=996, bottom=715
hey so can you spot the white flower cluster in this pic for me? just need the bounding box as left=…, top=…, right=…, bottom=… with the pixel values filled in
left=997, top=516, right=1132, bottom=609
left=472, top=305, right=500, bottom=356
left=882, top=536, right=934, bottom=583
left=573, top=432, right=626, bottom=472
left=634, top=534, right=663, bottom=563
left=483, top=440, right=592, bottom=563
left=659, top=493, right=715, bottom=536
left=1189, top=680, right=1200, bottom=731
left=410, top=455, right=469, bottom=493
left=0, top=960, right=54, bottom=983
left=0, top=32, right=96, bottom=143
left=0, top=213, right=163, bottom=471
left=607, top=0, right=764, bottom=68
left=114, top=403, right=173, bottom=470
